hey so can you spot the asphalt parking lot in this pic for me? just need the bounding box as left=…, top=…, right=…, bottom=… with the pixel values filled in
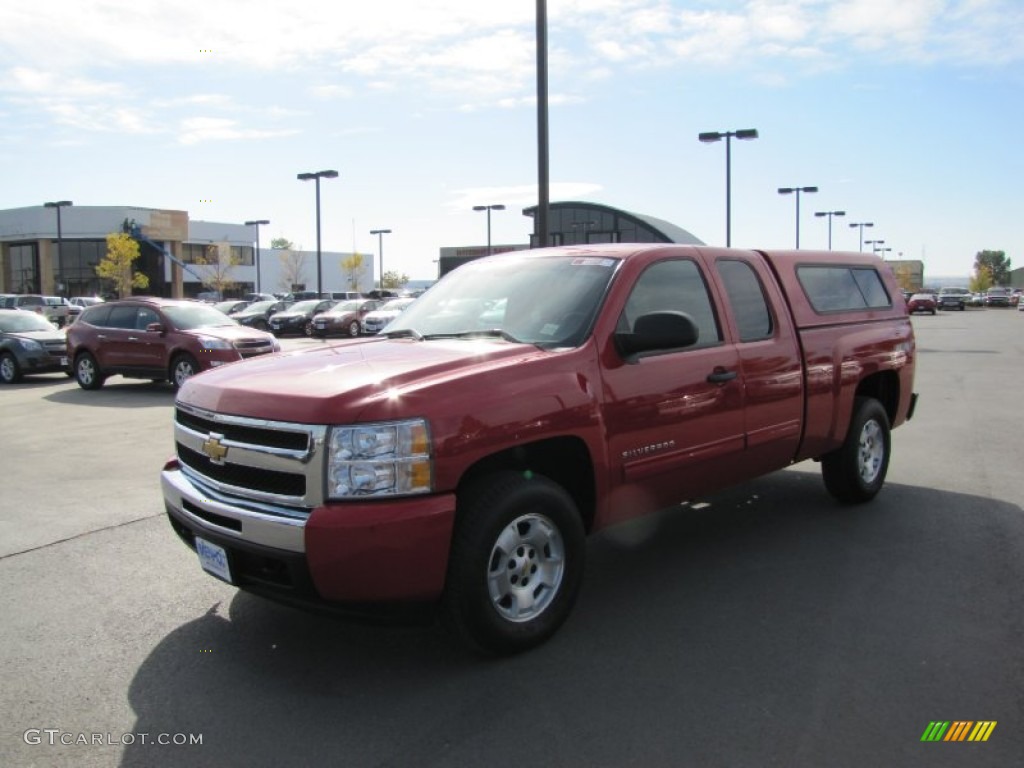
left=2, top=312, right=1022, bottom=767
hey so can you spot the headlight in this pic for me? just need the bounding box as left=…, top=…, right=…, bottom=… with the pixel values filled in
left=327, top=419, right=432, bottom=498
left=15, top=338, right=44, bottom=352
left=197, top=336, right=234, bottom=351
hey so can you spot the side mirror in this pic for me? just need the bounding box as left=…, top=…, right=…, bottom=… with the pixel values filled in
left=145, top=322, right=165, bottom=334
left=614, top=311, right=699, bottom=358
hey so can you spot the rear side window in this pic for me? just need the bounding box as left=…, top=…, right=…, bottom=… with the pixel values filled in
left=716, top=259, right=773, bottom=342
left=106, top=306, right=139, bottom=329
left=797, top=266, right=892, bottom=313
left=80, top=304, right=111, bottom=326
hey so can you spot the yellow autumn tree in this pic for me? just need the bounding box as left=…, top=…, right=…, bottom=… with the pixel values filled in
left=341, top=253, right=364, bottom=290
left=96, top=232, right=149, bottom=298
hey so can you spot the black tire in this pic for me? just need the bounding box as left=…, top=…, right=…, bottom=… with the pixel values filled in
left=0, top=352, right=22, bottom=384
left=255, top=319, right=269, bottom=330
left=443, top=471, right=585, bottom=655
left=170, top=353, right=199, bottom=390
left=74, top=352, right=105, bottom=390
left=304, top=321, right=314, bottom=337
left=821, top=396, right=891, bottom=504
left=347, top=320, right=360, bottom=337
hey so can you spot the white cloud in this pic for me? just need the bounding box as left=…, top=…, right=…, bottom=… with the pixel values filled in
left=177, top=116, right=298, bottom=145
left=447, top=182, right=604, bottom=211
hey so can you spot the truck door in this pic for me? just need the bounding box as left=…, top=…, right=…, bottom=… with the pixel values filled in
left=713, top=254, right=804, bottom=476
left=599, top=256, right=745, bottom=522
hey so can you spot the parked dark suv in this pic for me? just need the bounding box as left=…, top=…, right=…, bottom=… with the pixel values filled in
left=66, top=297, right=279, bottom=390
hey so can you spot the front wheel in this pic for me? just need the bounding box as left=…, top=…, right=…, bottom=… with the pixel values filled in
left=171, top=354, right=199, bottom=390
left=821, top=396, right=891, bottom=504
left=443, top=471, right=585, bottom=655
left=347, top=320, right=360, bottom=337
left=0, top=352, right=22, bottom=384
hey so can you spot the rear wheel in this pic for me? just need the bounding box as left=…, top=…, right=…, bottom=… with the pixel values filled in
left=171, top=353, right=199, bottom=390
left=443, top=471, right=585, bottom=655
left=304, top=321, right=314, bottom=337
left=74, top=352, right=105, bottom=390
left=822, top=396, right=891, bottom=504
left=0, top=352, right=22, bottom=383
left=347, top=320, right=360, bottom=337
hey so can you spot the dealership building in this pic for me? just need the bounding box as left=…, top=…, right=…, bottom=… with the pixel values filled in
left=0, top=204, right=374, bottom=298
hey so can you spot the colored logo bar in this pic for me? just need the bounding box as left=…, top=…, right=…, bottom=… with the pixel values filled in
left=921, top=721, right=997, bottom=742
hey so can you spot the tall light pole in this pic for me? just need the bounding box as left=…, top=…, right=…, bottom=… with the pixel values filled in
left=44, top=201, right=72, bottom=295
left=865, top=239, right=886, bottom=254
left=848, top=221, right=874, bottom=251
left=536, top=0, right=550, bottom=247
left=698, top=129, right=758, bottom=246
left=777, top=186, right=818, bottom=249
left=370, top=229, right=391, bottom=290
left=297, top=169, right=338, bottom=295
left=244, top=219, right=270, bottom=293
left=472, top=204, right=505, bottom=254
left=814, top=210, right=845, bottom=250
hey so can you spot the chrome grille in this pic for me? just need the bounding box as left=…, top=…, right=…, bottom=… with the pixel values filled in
left=174, top=403, right=328, bottom=516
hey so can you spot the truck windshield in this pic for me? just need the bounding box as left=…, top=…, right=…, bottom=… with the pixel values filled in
left=386, top=253, right=619, bottom=347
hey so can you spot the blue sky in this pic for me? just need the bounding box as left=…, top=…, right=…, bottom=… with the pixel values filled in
left=1, top=0, right=1021, bottom=280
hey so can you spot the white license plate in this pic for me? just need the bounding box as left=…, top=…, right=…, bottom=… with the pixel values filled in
left=60, top=356, right=68, bottom=366
left=195, top=537, right=233, bottom=583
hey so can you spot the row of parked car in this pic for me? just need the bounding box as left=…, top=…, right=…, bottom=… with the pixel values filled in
left=209, top=295, right=418, bottom=338
left=0, top=292, right=420, bottom=387
left=0, top=293, right=105, bottom=328
left=904, top=287, right=1022, bottom=315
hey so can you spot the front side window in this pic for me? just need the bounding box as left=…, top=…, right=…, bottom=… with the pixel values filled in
left=620, top=259, right=721, bottom=348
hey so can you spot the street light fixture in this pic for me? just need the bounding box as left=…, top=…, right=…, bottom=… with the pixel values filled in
left=244, top=219, right=270, bottom=293
left=777, top=186, right=818, bottom=249
left=698, top=128, right=758, bottom=246
left=814, top=210, right=846, bottom=250
left=370, top=229, right=392, bottom=291
left=297, top=169, right=339, bottom=295
left=865, top=239, right=886, bottom=254
left=848, top=221, right=874, bottom=251
left=472, top=204, right=506, bottom=254
left=44, top=201, right=72, bottom=295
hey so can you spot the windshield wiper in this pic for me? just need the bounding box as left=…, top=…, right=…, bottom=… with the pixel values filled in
left=422, top=329, right=523, bottom=343
left=383, top=328, right=424, bottom=340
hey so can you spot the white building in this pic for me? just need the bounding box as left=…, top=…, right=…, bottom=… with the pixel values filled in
left=0, top=204, right=375, bottom=298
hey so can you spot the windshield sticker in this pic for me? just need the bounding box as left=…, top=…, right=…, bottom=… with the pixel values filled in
left=570, top=258, right=616, bottom=268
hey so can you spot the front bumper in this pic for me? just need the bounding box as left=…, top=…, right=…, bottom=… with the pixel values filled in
left=161, top=463, right=457, bottom=613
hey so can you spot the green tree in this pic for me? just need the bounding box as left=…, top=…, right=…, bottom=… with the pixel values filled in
left=973, top=250, right=1011, bottom=286
left=381, top=269, right=409, bottom=290
left=341, top=253, right=364, bottom=290
left=270, top=237, right=294, bottom=250
left=96, top=232, right=149, bottom=298
left=194, top=242, right=241, bottom=297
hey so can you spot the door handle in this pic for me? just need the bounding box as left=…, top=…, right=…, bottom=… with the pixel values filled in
left=707, top=369, right=737, bottom=384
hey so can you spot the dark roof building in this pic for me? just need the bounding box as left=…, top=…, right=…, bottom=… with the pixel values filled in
left=522, top=201, right=704, bottom=248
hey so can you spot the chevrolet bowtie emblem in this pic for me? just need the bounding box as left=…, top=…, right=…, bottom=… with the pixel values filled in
left=201, top=435, right=229, bottom=463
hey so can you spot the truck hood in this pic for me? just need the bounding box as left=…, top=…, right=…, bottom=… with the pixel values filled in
left=177, top=337, right=542, bottom=424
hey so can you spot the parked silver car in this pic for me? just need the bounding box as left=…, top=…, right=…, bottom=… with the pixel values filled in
left=0, top=310, right=68, bottom=383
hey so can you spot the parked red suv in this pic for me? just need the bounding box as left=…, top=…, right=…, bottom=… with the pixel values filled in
left=66, top=297, right=280, bottom=390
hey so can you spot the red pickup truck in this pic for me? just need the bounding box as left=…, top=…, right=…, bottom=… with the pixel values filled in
left=162, top=244, right=917, bottom=654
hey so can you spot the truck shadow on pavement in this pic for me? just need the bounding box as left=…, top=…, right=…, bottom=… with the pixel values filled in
left=122, top=471, right=1024, bottom=768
